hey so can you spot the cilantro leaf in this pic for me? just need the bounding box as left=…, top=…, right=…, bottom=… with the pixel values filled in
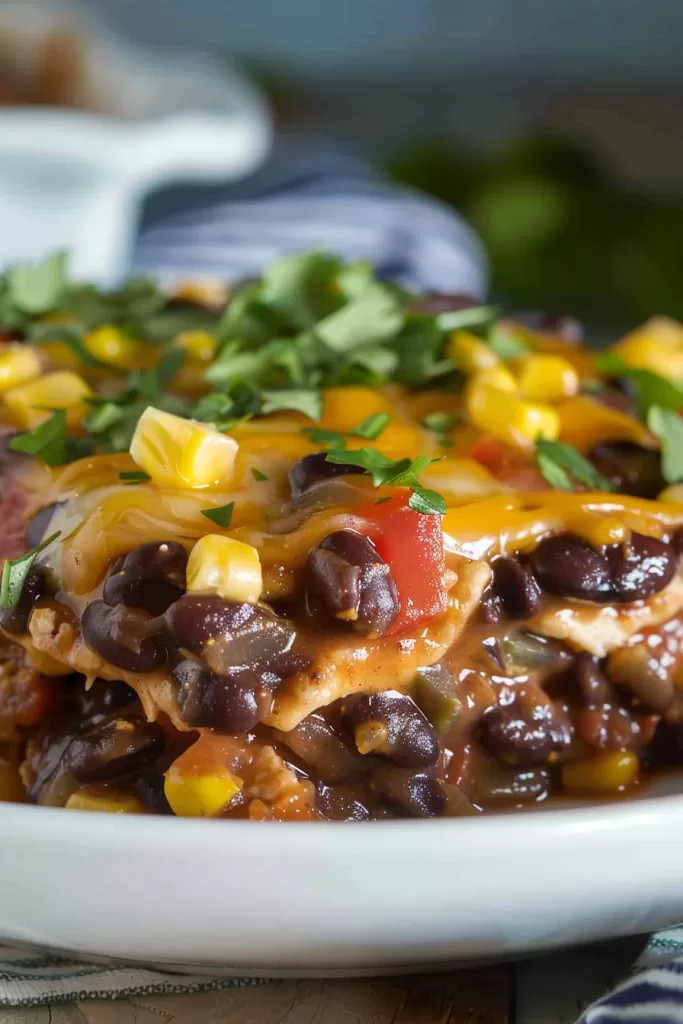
left=131, top=348, right=185, bottom=401
left=9, top=410, right=69, bottom=467
left=6, top=252, right=67, bottom=315
left=259, top=251, right=342, bottom=329
left=487, top=325, right=529, bottom=360
left=436, top=305, right=497, bottom=332
left=251, top=467, right=269, bottom=481
left=315, top=283, right=404, bottom=353
left=347, top=345, right=399, bottom=379
left=647, top=406, right=683, bottom=484
left=119, top=471, right=151, bottom=484
left=301, top=426, right=347, bottom=448
left=536, top=439, right=615, bottom=492
left=349, top=412, right=390, bottom=440
left=421, top=411, right=460, bottom=434
left=0, top=530, right=61, bottom=609
left=408, top=486, right=448, bottom=516
left=84, top=401, right=123, bottom=435
left=192, top=392, right=234, bottom=426
left=595, top=353, right=683, bottom=418
left=201, top=502, right=234, bottom=527
left=260, top=389, right=322, bottom=420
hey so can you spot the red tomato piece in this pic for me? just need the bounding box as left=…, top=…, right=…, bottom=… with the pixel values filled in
left=359, top=489, right=447, bottom=636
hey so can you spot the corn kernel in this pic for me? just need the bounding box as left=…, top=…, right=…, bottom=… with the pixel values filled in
left=174, top=329, right=217, bottom=364
left=469, top=366, right=518, bottom=393
left=65, top=788, right=146, bottom=813
left=321, top=387, right=392, bottom=432
left=187, top=534, right=262, bottom=603
left=562, top=751, right=639, bottom=793
left=174, top=279, right=228, bottom=309
left=659, top=484, right=683, bottom=504
left=39, top=340, right=80, bottom=370
left=611, top=317, right=683, bottom=379
left=517, top=353, right=579, bottom=402
left=164, top=768, right=242, bottom=817
left=466, top=385, right=560, bottom=447
left=130, top=407, right=238, bottom=490
left=0, top=344, right=41, bottom=394
left=83, top=325, right=143, bottom=370
left=448, top=331, right=500, bottom=373
left=3, top=371, right=93, bottom=430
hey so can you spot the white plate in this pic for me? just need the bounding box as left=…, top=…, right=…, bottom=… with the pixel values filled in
left=1, top=782, right=682, bottom=977
left=0, top=3, right=271, bottom=284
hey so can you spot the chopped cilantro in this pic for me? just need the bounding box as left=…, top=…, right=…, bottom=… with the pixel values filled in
left=325, top=448, right=444, bottom=514
left=301, top=426, right=347, bottom=449
left=349, top=412, right=390, bottom=440
left=201, top=502, right=234, bottom=527
left=0, top=530, right=61, bottom=609
left=648, top=406, right=683, bottom=484
left=9, top=410, right=69, bottom=467
left=435, top=305, right=497, bottom=332
left=595, top=353, right=683, bottom=418
left=421, top=411, right=460, bottom=435
left=251, top=467, right=269, bottom=481
left=119, top=471, right=151, bottom=484
left=6, top=252, right=67, bottom=315
left=260, top=389, right=322, bottom=420
left=536, top=439, right=615, bottom=492
left=315, top=282, right=404, bottom=353
left=408, top=486, right=448, bottom=516
left=487, top=325, right=529, bottom=360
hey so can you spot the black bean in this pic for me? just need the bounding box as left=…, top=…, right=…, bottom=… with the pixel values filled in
left=479, top=701, right=569, bottom=767
left=530, top=534, right=612, bottom=602
left=573, top=653, right=615, bottom=708
left=491, top=557, right=542, bottom=620
left=589, top=443, right=664, bottom=499
left=0, top=568, right=48, bottom=633
left=131, top=772, right=173, bottom=814
left=608, top=532, right=677, bottom=602
left=173, top=659, right=273, bottom=732
left=277, top=711, right=365, bottom=784
left=306, top=529, right=399, bottom=636
left=341, top=690, right=439, bottom=768
left=479, top=584, right=503, bottom=624
left=513, top=311, right=583, bottom=343
left=75, top=679, right=139, bottom=726
left=316, top=782, right=373, bottom=821
left=103, top=541, right=187, bottom=616
left=289, top=453, right=367, bottom=498
left=26, top=501, right=64, bottom=549
left=370, top=764, right=446, bottom=818
left=64, top=717, right=165, bottom=784
left=166, top=595, right=307, bottom=680
left=81, top=601, right=168, bottom=673
left=606, top=645, right=674, bottom=713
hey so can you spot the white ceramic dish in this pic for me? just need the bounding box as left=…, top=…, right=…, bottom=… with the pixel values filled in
left=0, top=3, right=271, bottom=284
left=1, top=782, right=682, bottom=977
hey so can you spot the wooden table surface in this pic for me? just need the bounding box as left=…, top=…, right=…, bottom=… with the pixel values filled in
left=0, top=941, right=646, bottom=1024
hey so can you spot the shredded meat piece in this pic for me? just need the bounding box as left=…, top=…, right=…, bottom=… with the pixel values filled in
left=0, top=638, right=59, bottom=740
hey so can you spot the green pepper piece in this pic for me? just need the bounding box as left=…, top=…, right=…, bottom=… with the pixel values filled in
left=412, top=670, right=461, bottom=734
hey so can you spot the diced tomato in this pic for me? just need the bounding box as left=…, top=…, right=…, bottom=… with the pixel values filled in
left=360, top=489, right=447, bottom=636
left=469, top=435, right=549, bottom=491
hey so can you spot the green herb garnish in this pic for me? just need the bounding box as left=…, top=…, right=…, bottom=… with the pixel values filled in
left=6, top=252, right=67, bottom=315
left=421, top=411, right=460, bottom=434
left=201, top=502, right=235, bottom=527
left=260, top=389, right=322, bottom=420
left=647, top=406, right=683, bottom=484
left=325, top=448, right=445, bottom=514
left=0, top=530, right=61, bottom=609
left=251, top=467, right=269, bottom=481
left=301, top=427, right=347, bottom=449
left=595, top=353, right=683, bottom=418
left=349, top=412, right=391, bottom=440
left=119, top=471, right=151, bottom=484
left=9, top=410, right=69, bottom=467
left=435, top=305, right=497, bottom=332
left=536, top=439, right=615, bottom=492
left=487, top=325, right=529, bottom=360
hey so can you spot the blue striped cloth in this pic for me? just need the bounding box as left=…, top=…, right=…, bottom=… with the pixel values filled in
left=133, top=133, right=487, bottom=297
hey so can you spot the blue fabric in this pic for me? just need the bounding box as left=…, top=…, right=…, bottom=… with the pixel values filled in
left=134, top=134, right=487, bottom=298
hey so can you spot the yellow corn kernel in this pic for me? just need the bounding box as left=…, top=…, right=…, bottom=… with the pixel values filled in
left=83, top=325, right=143, bottom=370
left=659, top=484, right=683, bottom=504
left=469, top=366, right=518, bottom=393
left=448, top=331, right=500, bottom=373
left=3, top=371, right=93, bottom=430
left=39, top=340, right=80, bottom=370
left=174, top=329, right=217, bottom=364
left=174, top=279, right=228, bottom=309
left=517, top=353, right=579, bottom=402
left=562, top=751, right=639, bottom=793
left=612, top=316, right=683, bottom=379
left=130, top=407, right=238, bottom=490
left=419, top=457, right=506, bottom=503
left=321, top=387, right=392, bottom=432
left=0, top=344, right=41, bottom=393
left=65, top=788, right=146, bottom=813
left=466, top=385, right=559, bottom=447
left=187, top=534, right=262, bottom=603
left=164, top=768, right=243, bottom=818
